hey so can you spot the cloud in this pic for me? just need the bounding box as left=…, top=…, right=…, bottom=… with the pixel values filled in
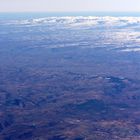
left=2, top=16, right=140, bottom=28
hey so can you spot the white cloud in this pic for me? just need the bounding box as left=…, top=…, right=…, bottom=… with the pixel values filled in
left=3, top=16, right=140, bottom=28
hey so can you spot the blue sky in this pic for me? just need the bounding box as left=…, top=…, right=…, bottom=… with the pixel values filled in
left=0, top=0, right=140, bottom=12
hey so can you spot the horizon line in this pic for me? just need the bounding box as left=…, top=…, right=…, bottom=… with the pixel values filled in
left=1, top=11, right=140, bottom=13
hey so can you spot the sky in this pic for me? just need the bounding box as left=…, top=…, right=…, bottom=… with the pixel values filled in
left=0, top=0, right=140, bottom=12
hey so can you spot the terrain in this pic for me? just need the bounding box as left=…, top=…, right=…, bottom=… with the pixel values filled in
left=0, top=16, right=140, bottom=140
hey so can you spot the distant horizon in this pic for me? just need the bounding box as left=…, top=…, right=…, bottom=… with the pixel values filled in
left=1, top=11, right=140, bottom=20
left=1, top=11, right=140, bottom=19
left=1, top=11, right=140, bottom=13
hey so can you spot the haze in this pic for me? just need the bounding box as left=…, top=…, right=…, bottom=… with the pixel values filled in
left=0, top=0, right=140, bottom=12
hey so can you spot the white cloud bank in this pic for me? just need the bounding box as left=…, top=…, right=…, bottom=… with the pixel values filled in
left=2, top=16, right=140, bottom=28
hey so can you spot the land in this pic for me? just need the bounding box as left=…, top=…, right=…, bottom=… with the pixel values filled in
left=0, top=17, right=140, bottom=139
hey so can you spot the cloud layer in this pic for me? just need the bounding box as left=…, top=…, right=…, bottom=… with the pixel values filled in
left=2, top=16, right=140, bottom=28
left=1, top=16, right=140, bottom=52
